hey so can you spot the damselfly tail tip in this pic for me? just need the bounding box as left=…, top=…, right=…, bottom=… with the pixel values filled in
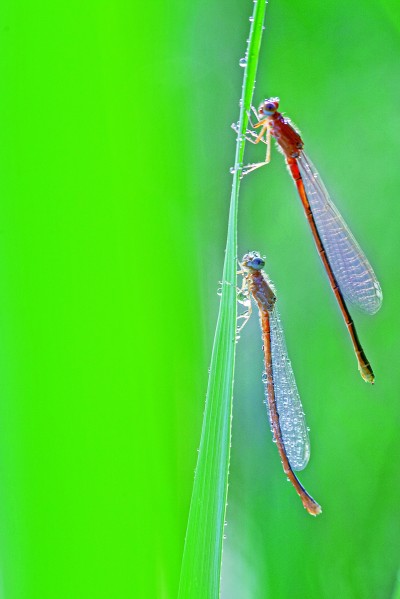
left=304, top=499, right=322, bottom=517
left=299, top=488, right=322, bottom=516
left=359, top=364, right=375, bottom=385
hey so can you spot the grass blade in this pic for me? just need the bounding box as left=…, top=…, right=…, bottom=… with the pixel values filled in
left=178, top=3, right=267, bottom=597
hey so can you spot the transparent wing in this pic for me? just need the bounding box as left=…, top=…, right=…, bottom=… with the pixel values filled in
left=267, top=305, right=310, bottom=471
left=298, top=152, right=382, bottom=315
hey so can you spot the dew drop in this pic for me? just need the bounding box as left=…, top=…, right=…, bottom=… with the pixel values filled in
left=239, top=57, right=247, bottom=68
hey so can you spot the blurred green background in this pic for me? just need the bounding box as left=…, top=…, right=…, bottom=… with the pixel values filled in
left=0, top=0, right=399, bottom=597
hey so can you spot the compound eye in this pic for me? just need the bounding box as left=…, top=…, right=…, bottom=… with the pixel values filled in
left=252, top=257, right=265, bottom=269
left=264, top=102, right=275, bottom=111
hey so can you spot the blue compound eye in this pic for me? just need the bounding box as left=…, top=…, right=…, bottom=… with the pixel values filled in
left=260, top=98, right=279, bottom=115
left=251, top=257, right=265, bottom=269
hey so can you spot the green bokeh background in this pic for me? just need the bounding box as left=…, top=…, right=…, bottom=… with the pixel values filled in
left=0, top=0, right=399, bottom=597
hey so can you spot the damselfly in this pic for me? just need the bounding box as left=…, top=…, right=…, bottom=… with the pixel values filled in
left=237, top=98, right=382, bottom=383
left=240, top=251, right=321, bottom=516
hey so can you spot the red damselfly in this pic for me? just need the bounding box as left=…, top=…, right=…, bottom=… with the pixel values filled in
left=237, top=98, right=382, bottom=383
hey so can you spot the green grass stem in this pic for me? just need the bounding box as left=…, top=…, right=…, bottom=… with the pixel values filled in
left=177, top=3, right=267, bottom=597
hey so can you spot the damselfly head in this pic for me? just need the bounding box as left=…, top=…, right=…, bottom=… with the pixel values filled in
left=259, top=97, right=279, bottom=117
left=242, top=251, right=265, bottom=272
